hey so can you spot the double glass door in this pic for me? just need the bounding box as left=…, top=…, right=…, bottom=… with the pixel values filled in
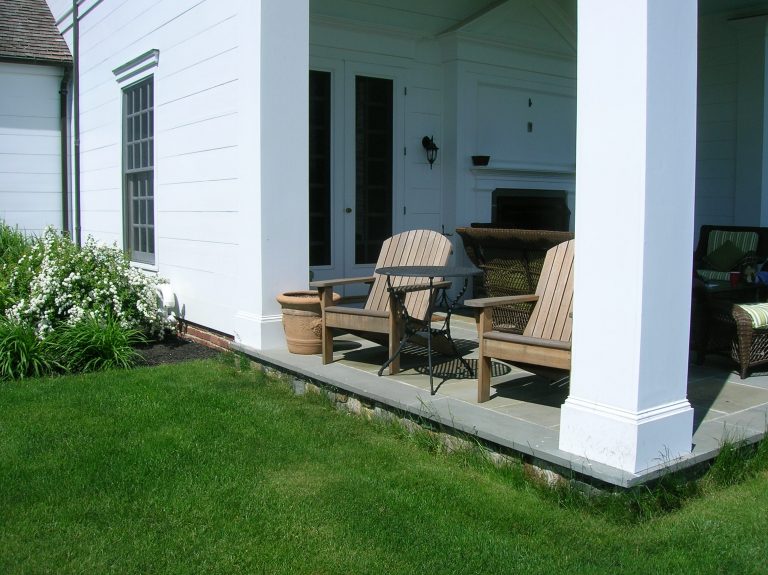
left=309, top=68, right=397, bottom=291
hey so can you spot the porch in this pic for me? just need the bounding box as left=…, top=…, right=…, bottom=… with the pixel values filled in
left=234, top=314, right=768, bottom=489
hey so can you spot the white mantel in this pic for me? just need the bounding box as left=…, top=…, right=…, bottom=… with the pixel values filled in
left=470, top=162, right=576, bottom=229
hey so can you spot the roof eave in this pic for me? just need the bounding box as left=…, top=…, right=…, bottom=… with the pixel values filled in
left=0, top=54, right=72, bottom=68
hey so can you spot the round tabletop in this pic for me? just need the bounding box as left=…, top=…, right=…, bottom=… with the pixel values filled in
left=376, top=265, right=482, bottom=278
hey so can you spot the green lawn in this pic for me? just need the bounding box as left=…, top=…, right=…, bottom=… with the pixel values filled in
left=1, top=359, right=766, bottom=574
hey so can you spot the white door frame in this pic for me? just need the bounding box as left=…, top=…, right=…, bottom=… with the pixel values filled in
left=308, top=57, right=345, bottom=284
left=343, top=61, right=406, bottom=282
left=307, top=59, right=406, bottom=291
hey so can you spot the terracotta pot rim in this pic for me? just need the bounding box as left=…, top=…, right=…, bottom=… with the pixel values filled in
left=276, top=290, right=341, bottom=305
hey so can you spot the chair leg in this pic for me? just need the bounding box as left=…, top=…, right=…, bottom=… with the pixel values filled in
left=388, top=323, right=401, bottom=375
left=733, top=309, right=754, bottom=379
left=737, top=329, right=751, bottom=379
left=321, top=324, right=333, bottom=365
left=477, top=355, right=492, bottom=403
left=319, top=287, right=334, bottom=365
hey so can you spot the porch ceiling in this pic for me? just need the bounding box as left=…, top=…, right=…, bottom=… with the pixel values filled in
left=312, top=1, right=768, bottom=32
left=310, top=0, right=575, bottom=39
left=699, top=0, right=768, bottom=16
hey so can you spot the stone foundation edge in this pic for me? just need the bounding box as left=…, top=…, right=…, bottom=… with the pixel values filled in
left=226, top=342, right=670, bottom=493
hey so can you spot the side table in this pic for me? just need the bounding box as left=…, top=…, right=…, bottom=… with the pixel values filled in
left=375, top=265, right=481, bottom=394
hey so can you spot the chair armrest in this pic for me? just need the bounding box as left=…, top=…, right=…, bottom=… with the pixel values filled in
left=465, top=294, right=539, bottom=308
left=310, top=276, right=375, bottom=289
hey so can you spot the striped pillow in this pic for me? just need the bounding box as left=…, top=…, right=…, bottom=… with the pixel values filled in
left=697, top=269, right=731, bottom=282
left=736, top=303, right=768, bottom=329
left=707, top=230, right=758, bottom=256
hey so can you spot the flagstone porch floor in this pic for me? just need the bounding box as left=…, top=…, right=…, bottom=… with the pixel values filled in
left=233, top=315, right=768, bottom=488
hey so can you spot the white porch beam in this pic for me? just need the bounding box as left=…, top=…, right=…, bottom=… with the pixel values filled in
left=233, top=0, right=310, bottom=349
left=559, top=0, right=697, bottom=474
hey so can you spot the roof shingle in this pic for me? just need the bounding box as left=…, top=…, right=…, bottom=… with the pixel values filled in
left=0, top=0, right=72, bottom=65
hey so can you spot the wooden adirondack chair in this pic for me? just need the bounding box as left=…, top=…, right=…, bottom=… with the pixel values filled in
left=465, top=239, right=574, bottom=403
left=309, top=230, right=453, bottom=374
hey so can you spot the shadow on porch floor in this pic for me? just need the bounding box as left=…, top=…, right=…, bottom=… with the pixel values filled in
left=234, top=315, right=768, bottom=488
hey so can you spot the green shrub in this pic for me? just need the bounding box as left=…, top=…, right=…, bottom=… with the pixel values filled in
left=0, top=223, right=32, bottom=314
left=50, top=314, right=145, bottom=373
left=0, top=319, right=57, bottom=380
left=0, top=222, right=31, bottom=267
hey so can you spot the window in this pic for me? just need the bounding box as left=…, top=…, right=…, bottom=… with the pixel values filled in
left=123, top=77, right=155, bottom=264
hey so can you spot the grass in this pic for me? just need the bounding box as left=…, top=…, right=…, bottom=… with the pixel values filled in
left=1, top=359, right=767, bottom=574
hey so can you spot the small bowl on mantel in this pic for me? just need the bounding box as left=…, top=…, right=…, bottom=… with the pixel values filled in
left=471, top=155, right=490, bottom=166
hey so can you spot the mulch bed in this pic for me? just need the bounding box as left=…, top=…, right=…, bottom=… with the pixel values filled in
left=136, top=334, right=222, bottom=367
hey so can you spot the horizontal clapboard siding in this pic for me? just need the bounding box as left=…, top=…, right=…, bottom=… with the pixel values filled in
left=695, top=12, right=739, bottom=234
left=55, top=0, right=242, bottom=334
left=0, top=63, right=65, bottom=235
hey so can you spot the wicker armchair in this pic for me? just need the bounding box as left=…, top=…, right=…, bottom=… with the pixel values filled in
left=708, top=301, right=768, bottom=379
left=456, top=227, right=574, bottom=333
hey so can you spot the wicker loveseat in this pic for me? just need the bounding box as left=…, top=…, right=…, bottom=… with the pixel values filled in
left=456, top=226, right=574, bottom=333
left=690, top=225, right=768, bottom=366
left=694, top=225, right=768, bottom=281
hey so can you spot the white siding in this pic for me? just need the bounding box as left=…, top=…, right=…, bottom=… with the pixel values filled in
left=50, top=0, right=243, bottom=334
left=0, top=63, right=65, bottom=235
left=696, top=12, right=739, bottom=231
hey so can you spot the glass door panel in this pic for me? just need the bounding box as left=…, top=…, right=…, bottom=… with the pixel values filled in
left=309, top=70, right=332, bottom=267
left=354, top=75, right=393, bottom=265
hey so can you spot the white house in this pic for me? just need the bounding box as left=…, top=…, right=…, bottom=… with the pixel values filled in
left=41, top=0, right=768, bottom=474
left=0, top=0, right=72, bottom=235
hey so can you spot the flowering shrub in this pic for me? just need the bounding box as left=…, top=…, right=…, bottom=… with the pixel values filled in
left=4, top=228, right=171, bottom=338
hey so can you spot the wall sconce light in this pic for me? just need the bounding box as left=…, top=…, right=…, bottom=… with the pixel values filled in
left=422, top=136, right=439, bottom=169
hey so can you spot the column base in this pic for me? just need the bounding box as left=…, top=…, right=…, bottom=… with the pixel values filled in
left=232, top=310, right=284, bottom=350
left=559, top=397, right=694, bottom=474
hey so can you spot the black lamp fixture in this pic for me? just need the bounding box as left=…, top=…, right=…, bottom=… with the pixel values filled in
left=422, top=136, right=439, bottom=169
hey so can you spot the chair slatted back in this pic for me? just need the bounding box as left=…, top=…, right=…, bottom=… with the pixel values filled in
left=523, top=240, right=574, bottom=342
left=365, top=230, right=453, bottom=321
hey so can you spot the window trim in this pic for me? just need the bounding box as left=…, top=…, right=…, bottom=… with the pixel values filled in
left=114, top=51, right=159, bottom=267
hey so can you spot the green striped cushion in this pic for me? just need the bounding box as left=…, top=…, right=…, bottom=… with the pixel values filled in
left=708, top=230, right=758, bottom=256
left=736, top=303, right=768, bottom=328
left=697, top=269, right=731, bottom=282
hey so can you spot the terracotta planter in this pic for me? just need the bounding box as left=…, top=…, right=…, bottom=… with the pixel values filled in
left=276, top=290, right=340, bottom=354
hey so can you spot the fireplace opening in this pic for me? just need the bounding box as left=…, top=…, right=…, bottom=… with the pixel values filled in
left=481, top=188, right=570, bottom=231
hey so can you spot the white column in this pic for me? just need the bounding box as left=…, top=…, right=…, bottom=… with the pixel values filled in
left=232, top=0, right=310, bottom=349
left=559, top=0, right=696, bottom=474
left=732, top=17, right=768, bottom=226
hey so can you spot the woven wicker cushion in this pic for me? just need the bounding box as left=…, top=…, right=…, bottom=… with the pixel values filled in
left=704, top=240, right=744, bottom=272
left=735, top=303, right=768, bottom=328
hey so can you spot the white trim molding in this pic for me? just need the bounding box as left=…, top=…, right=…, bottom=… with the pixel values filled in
left=233, top=310, right=285, bottom=350
left=113, top=49, right=160, bottom=85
